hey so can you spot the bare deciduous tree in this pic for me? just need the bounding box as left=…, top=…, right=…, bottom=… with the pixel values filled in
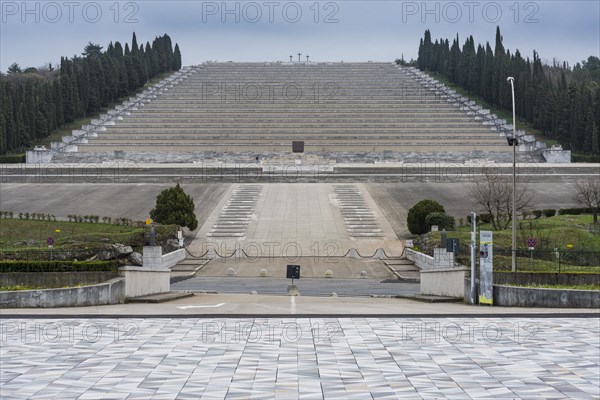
left=468, top=169, right=535, bottom=230
left=574, top=178, right=600, bottom=224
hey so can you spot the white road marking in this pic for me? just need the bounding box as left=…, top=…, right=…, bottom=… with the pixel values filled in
left=290, top=296, right=296, bottom=315
left=177, top=303, right=225, bottom=310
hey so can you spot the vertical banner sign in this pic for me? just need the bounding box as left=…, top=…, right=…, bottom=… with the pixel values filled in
left=479, top=231, right=493, bottom=305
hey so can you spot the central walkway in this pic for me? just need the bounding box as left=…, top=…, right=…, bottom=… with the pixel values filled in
left=1, top=316, right=597, bottom=399
left=188, top=183, right=403, bottom=259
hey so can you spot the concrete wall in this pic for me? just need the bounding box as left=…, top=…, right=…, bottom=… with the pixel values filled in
left=25, top=150, right=54, bottom=164
left=0, top=272, right=119, bottom=288
left=406, top=248, right=454, bottom=269
left=542, top=149, right=571, bottom=163
left=494, top=272, right=600, bottom=287
left=494, top=284, right=599, bottom=308
left=420, top=267, right=467, bottom=298
left=120, top=266, right=170, bottom=298
left=142, top=247, right=185, bottom=269
left=0, top=278, right=125, bottom=308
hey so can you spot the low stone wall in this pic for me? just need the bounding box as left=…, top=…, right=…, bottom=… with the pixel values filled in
left=405, top=248, right=454, bottom=269
left=494, top=284, right=599, bottom=308
left=420, top=267, right=468, bottom=298
left=0, top=278, right=125, bottom=308
left=25, top=150, right=54, bottom=164
left=494, top=272, right=600, bottom=286
left=143, top=247, right=185, bottom=269
left=120, top=267, right=170, bottom=298
left=0, top=271, right=119, bottom=288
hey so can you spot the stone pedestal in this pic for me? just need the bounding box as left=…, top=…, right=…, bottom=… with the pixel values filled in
left=120, top=266, right=170, bottom=298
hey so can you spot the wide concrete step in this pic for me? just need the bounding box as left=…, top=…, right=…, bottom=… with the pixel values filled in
left=70, top=62, right=511, bottom=156
left=78, top=143, right=512, bottom=152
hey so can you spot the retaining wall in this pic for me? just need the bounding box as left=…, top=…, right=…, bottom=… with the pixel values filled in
left=494, top=272, right=600, bottom=286
left=143, top=246, right=185, bottom=269
left=420, top=267, right=468, bottom=298
left=0, top=271, right=119, bottom=288
left=120, top=266, right=170, bottom=298
left=0, top=278, right=125, bottom=308
left=494, top=284, right=599, bottom=308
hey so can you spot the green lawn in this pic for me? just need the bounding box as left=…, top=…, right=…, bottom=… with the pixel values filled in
left=0, top=218, right=177, bottom=250
left=502, top=283, right=600, bottom=291
left=447, top=214, right=600, bottom=251
left=420, top=214, right=600, bottom=272
left=0, top=285, right=43, bottom=291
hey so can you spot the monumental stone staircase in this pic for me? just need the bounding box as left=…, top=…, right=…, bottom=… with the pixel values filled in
left=50, top=62, right=530, bottom=163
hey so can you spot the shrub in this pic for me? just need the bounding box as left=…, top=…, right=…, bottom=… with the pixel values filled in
left=558, top=207, right=594, bottom=215
left=407, top=200, right=445, bottom=235
left=0, top=154, right=25, bottom=163
left=479, top=213, right=493, bottom=224
left=150, top=183, right=198, bottom=230
left=542, top=209, right=556, bottom=218
left=425, top=212, right=455, bottom=231
left=0, top=260, right=117, bottom=273
left=533, top=210, right=543, bottom=219
left=466, top=213, right=493, bottom=225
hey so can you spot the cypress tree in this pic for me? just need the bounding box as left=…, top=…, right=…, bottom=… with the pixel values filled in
left=173, top=44, right=182, bottom=70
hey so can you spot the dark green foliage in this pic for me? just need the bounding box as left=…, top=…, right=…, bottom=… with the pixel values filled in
left=533, top=210, right=543, bottom=219
left=150, top=184, right=198, bottom=230
left=407, top=200, right=445, bottom=235
left=424, top=212, right=455, bottom=231
left=543, top=209, right=557, bottom=218
left=0, top=154, right=25, bottom=163
left=0, top=33, right=181, bottom=155
left=558, top=207, right=595, bottom=215
left=0, top=260, right=116, bottom=273
left=414, top=28, right=600, bottom=157
left=478, top=213, right=493, bottom=224
left=467, top=213, right=493, bottom=225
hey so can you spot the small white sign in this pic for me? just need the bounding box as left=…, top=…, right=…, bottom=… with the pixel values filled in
left=431, top=225, right=439, bottom=232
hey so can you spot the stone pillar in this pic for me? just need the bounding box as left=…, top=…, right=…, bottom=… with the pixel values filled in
left=142, top=246, right=163, bottom=269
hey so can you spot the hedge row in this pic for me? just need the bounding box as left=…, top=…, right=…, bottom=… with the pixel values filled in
left=0, top=261, right=117, bottom=272
left=572, top=154, right=600, bottom=163
left=466, top=214, right=493, bottom=224
left=0, top=154, right=25, bottom=164
left=465, top=208, right=595, bottom=224
left=558, top=207, right=596, bottom=215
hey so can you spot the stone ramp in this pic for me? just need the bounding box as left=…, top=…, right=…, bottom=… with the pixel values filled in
left=189, top=257, right=395, bottom=279
left=187, top=183, right=404, bottom=258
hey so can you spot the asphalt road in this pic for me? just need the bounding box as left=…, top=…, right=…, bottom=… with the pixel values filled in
left=171, top=277, right=420, bottom=297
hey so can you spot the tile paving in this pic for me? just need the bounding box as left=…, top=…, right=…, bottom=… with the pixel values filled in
left=1, top=317, right=598, bottom=399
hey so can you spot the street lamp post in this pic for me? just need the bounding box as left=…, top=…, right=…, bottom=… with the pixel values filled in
left=507, top=77, right=517, bottom=272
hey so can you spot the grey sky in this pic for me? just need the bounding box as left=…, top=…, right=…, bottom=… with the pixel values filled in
left=1, top=0, right=598, bottom=71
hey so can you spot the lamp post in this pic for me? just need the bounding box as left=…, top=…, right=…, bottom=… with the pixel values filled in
left=470, top=212, right=477, bottom=304
left=507, top=76, right=517, bottom=272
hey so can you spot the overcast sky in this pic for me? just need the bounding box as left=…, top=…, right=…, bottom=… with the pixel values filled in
left=1, top=1, right=598, bottom=71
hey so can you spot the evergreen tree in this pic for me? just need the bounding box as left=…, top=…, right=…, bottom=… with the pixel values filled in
left=150, top=184, right=198, bottom=230
left=173, top=44, right=182, bottom=70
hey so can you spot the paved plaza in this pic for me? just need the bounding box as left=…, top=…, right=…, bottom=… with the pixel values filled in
left=1, top=315, right=598, bottom=399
